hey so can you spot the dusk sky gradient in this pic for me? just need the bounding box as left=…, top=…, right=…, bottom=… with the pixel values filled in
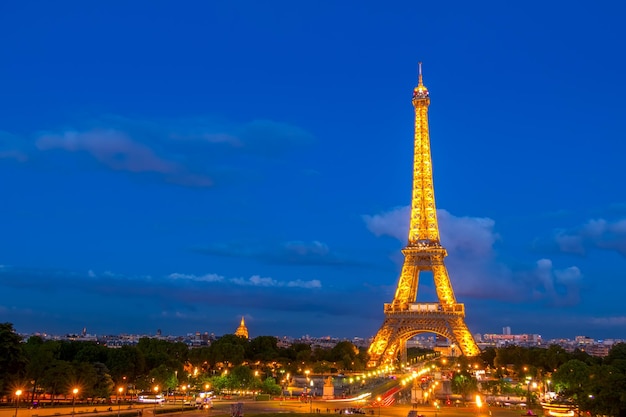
left=2, top=1, right=626, bottom=341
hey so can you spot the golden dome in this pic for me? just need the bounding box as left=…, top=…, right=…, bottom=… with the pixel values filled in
left=234, top=316, right=249, bottom=339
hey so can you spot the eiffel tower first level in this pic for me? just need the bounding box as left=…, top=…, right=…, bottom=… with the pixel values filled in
left=367, top=64, right=480, bottom=367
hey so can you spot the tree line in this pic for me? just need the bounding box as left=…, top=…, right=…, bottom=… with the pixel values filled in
left=2, top=322, right=626, bottom=416
left=465, top=344, right=626, bottom=417
left=0, top=323, right=368, bottom=403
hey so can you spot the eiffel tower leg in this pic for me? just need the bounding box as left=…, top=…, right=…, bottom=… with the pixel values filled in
left=448, top=316, right=480, bottom=356
left=368, top=319, right=402, bottom=367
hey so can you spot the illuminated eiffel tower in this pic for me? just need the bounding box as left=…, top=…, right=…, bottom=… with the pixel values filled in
left=367, top=64, right=479, bottom=367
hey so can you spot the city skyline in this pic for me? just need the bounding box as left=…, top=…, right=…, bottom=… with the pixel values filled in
left=1, top=1, right=626, bottom=341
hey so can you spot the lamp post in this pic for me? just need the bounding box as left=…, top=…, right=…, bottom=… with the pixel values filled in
left=181, top=386, right=186, bottom=414
left=15, top=389, right=23, bottom=417
left=204, top=384, right=211, bottom=416
left=377, top=396, right=381, bottom=416
left=72, top=388, right=79, bottom=416
left=118, top=388, right=123, bottom=417
left=153, top=386, right=159, bottom=416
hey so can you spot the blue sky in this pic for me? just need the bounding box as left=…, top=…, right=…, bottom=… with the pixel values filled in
left=1, top=1, right=626, bottom=341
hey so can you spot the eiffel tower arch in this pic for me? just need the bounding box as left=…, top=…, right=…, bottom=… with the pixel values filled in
left=367, top=64, right=480, bottom=368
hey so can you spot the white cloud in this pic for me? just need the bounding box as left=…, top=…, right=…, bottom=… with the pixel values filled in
left=582, top=219, right=608, bottom=237
left=37, top=129, right=177, bottom=173
left=363, top=206, right=498, bottom=258
left=553, top=216, right=626, bottom=257
left=363, top=206, right=582, bottom=306
left=362, top=206, right=408, bottom=241
left=231, top=275, right=279, bottom=287
left=168, top=273, right=224, bottom=282
left=610, top=219, right=626, bottom=234
left=228, top=275, right=321, bottom=289
left=287, top=279, right=322, bottom=289
left=555, top=232, right=585, bottom=255
left=554, top=266, right=582, bottom=284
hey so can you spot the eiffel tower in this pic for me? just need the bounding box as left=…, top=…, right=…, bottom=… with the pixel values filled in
left=367, top=64, right=480, bottom=367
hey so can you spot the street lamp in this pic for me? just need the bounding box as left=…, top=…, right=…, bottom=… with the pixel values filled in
left=181, top=385, right=186, bottom=413
left=118, top=387, right=123, bottom=417
left=376, top=396, right=381, bottom=416
left=72, top=388, right=79, bottom=416
left=526, top=378, right=532, bottom=409
left=153, top=386, right=159, bottom=416
left=15, top=389, right=23, bottom=417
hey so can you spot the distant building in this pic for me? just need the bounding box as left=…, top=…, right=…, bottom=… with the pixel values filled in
left=503, top=326, right=511, bottom=335
left=234, top=316, right=249, bottom=339
left=480, top=332, right=542, bottom=347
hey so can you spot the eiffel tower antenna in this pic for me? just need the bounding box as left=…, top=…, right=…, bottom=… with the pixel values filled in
left=418, top=61, right=423, bottom=86
left=367, top=64, right=479, bottom=368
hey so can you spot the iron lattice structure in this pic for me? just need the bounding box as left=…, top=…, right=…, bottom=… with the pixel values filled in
left=367, top=65, right=480, bottom=367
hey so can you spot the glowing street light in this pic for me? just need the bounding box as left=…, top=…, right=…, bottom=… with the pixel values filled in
left=153, top=386, right=159, bottom=416
left=72, top=388, right=79, bottom=416
left=118, top=387, right=124, bottom=417
left=181, top=385, right=186, bottom=413
left=15, top=389, right=23, bottom=417
left=376, top=396, right=381, bottom=416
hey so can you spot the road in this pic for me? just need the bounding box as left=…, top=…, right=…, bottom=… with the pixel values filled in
left=0, top=399, right=537, bottom=417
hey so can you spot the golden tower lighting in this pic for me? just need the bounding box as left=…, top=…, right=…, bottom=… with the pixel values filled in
left=367, top=63, right=480, bottom=367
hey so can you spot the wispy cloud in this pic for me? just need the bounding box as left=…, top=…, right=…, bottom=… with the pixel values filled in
left=37, top=129, right=178, bottom=173
left=168, top=273, right=225, bottom=282
left=229, top=274, right=321, bottom=288
left=363, top=206, right=582, bottom=306
left=0, top=116, right=315, bottom=188
left=551, top=217, right=626, bottom=257
left=0, top=264, right=355, bottom=337
left=194, top=240, right=366, bottom=267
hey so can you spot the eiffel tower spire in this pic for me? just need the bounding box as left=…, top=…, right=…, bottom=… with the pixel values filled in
left=409, top=62, right=440, bottom=246
left=367, top=64, right=479, bottom=368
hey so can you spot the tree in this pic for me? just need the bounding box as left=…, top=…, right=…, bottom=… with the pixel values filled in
left=583, top=364, right=626, bottom=417
left=552, top=359, right=590, bottom=406
left=451, top=372, right=477, bottom=401
left=106, top=345, right=146, bottom=384
left=206, top=375, right=226, bottom=394
left=208, top=335, right=247, bottom=368
left=72, top=361, right=98, bottom=399
left=23, top=337, right=59, bottom=403
left=147, top=364, right=177, bottom=393
left=136, top=338, right=187, bottom=373
left=246, top=336, right=279, bottom=362
left=230, top=365, right=253, bottom=390
left=0, top=323, right=26, bottom=396
left=259, top=377, right=281, bottom=395
left=188, top=347, right=212, bottom=372
left=91, top=362, right=115, bottom=399
left=40, top=360, right=74, bottom=404
left=329, top=341, right=361, bottom=371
